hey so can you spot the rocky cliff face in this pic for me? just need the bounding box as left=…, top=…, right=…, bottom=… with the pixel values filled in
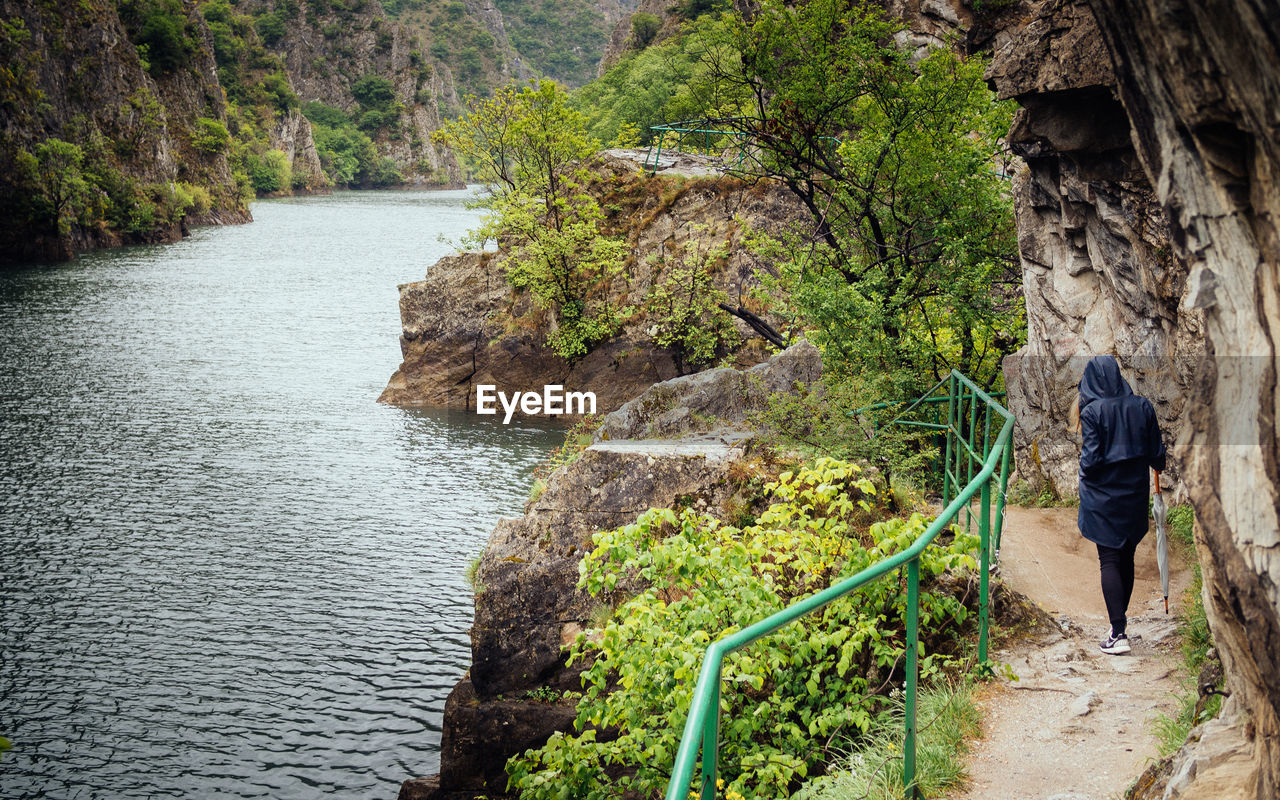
left=986, top=0, right=1199, bottom=498
left=1085, top=2, right=1280, bottom=796
left=990, top=1, right=1279, bottom=796
left=379, top=154, right=803, bottom=413
left=0, top=0, right=249, bottom=262
left=244, top=0, right=463, bottom=187
left=269, top=106, right=327, bottom=192
left=400, top=342, right=821, bottom=800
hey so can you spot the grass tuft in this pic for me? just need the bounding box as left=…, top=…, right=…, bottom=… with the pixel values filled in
left=1151, top=504, right=1222, bottom=757
left=794, top=681, right=981, bottom=800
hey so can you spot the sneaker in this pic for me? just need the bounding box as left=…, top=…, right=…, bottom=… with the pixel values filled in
left=1100, top=630, right=1131, bottom=655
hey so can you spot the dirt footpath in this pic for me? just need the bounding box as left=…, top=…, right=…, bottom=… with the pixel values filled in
left=953, top=506, right=1192, bottom=800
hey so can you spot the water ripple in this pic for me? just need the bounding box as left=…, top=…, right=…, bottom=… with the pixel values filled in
left=0, top=190, right=559, bottom=799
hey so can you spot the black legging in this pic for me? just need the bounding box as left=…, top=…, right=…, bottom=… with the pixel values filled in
left=1097, top=539, right=1139, bottom=635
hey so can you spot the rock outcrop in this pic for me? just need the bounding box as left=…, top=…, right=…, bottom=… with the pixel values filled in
left=987, top=0, right=1199, bottom=498
left=270, top=108, right=327, bottom=193
left=399, top=343, right=819, bottom=799
left=1084, top=2, right=1280, bottom=796
left=379, top=157, right=804, bottom=413
left=990, top=1, right=1279, bottom=796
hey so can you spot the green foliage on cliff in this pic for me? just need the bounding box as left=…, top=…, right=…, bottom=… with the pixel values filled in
left=119, top=0, right=198, bottom=77
left=494, top=0, right=612, bottom=86
left=351, top=74, right=403, bottom=133
left=507, top=459, right=979, bottom=799
left=9, top=131, right=205, bottom=244
left=435, top=80, right=628, bottom=360
left=302, top=101, right=402, bottom=187
left=384, top=0, right=503, bottom=101
left=644, top=235, right=735, bottom=374
left=672, top=0, right=1022, bottom=396
left=572, top=15, right=733, bottom=147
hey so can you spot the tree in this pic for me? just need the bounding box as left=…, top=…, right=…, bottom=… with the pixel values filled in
left=644, top=234, right=735, bottom=374
left=435, top=80, right=628, bottom=361
left=629, top=12, right=661, bottom=48
left=691, top=0, right=1022, bottom=395
left=25, top=139, right=92, bottom=235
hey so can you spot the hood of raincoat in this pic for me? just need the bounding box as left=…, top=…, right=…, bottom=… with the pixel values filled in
left=1078, top=355, right=1132, bottom=412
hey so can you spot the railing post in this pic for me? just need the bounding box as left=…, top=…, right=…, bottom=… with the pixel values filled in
left=994, top=435, right=1012, bottom=557
left=966, top=385, right=978, bottom=534
left=904, top=558, right=920, bottom=799
left=943, top=377, right=957, bottom=506
left=700, top=679, right=721, bottom=800
left=978, top=477, right=991, bottom=666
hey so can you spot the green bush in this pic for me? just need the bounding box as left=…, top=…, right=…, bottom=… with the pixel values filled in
left=260, top=72, right=299, bottom=113
left=508, top=459, right=979, bottom=799
left=368, top=155, right=403, bottom=186
left=254, top=12, right=286, bottom=46
left=126, top=0, right=196, bottom=76
left=630, top=12, right=661, bottom=48
left=303, top=101, right=384, bottom=186
left=191, top=117, right=232, bottom=154
left=248, top=149, right=291, bottom=193
left=301, top=100, right=351, bottom=128
left=644, top=234, right=735, bottom=374
left=352, top=73, right=396, bottom=110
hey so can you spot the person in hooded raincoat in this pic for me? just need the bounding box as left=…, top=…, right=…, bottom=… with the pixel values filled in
left=1073, top=355, right=1166, bottom=655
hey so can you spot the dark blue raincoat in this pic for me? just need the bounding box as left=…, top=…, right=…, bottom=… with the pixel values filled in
left=1077, top=356, right=1167, bottom=548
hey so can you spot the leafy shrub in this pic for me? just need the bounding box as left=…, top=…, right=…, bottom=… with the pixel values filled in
left=352, top=73, right=396, bottom=110
left=644, top=235, right=735, bottom=374
left=176, top=181, right=212, bottom=216
left=260, top=72, right=299, bottom=113
left=367, top=156, right=403, bottom=186
left=303, top=101, right=384, bottom=186
left=435, top=80, right=628, bottom=361
left=125, top=0, right=196, bottom=76
left=301, top=100, right=351, bottom=128
left=25, top=139, right=91, bottom=235
left=248, top=149, right=291, bottom=193
left=630, top=12, right=661, bottom=48
left=191, top=117, right=232, bottom=154
left=508, top=458, right=979, bottom=799
left=254, top=12, right=286, bottom=46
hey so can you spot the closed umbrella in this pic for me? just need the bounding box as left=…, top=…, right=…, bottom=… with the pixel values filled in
left=1153, top=470, right=1169, bottom=614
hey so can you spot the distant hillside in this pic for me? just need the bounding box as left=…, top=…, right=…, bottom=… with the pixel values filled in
left=0, top=0, right=650, bottom=261
left=216, top=0, right=463, bottom=190
left=381, top=0, right=636, bottom=90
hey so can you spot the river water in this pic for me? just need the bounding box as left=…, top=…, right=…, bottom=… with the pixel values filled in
left=0, top=191, right=560, bottom=799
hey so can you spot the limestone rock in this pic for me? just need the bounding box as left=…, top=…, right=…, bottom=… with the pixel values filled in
left=988, top=0, right=1201, bottom=499
left=595, top=340, right=822, bottom=441
left=271, top=108, right=328, bottom=195
left=994, top=1, right=1280, bottom=795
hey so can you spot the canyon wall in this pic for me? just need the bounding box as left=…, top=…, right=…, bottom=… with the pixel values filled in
left=993, top=1, right=1279, bottom=796
left=988, top=0, right=1198, bottom=498
left=0, top=0, right=250, bottom=262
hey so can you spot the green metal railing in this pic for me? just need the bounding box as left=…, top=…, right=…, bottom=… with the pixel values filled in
left=644, top=120, right=752, bottom=173
left=643, top=119, right=841, bottom=176
left=663, top=371, right=1014, bottom=800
